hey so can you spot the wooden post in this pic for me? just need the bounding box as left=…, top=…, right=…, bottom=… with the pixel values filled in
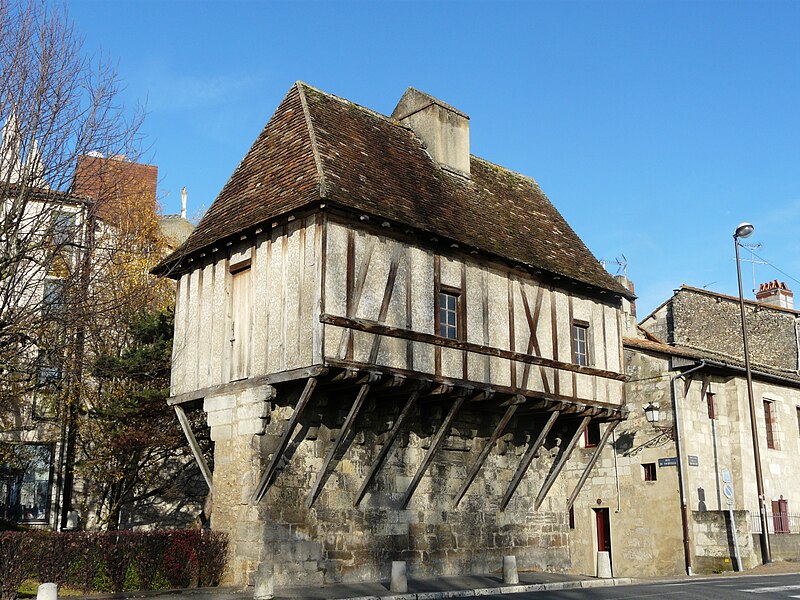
left=307, top=383, right=370, bottom=508
left=534, top=416, right=591, bottom=510
left=354, top=391, right=419, bottom=507
left=252, top=377, right=317, bottom=503
left=501, top=410, right=560, bottom=511
left=401, top=394, right=466, bottom=509
left=174, top=405, right=213, bottom=491
left=453, top=397, right=524, bottom=507
left=566, top=420, right=619, bottom=510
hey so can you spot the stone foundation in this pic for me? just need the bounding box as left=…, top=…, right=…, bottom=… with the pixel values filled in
left=207, top=381, right=575, bottom=586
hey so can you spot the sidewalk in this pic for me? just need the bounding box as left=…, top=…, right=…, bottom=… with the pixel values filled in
left=70, top=561, right=800, bottom=600
left=117, top=571, right=631, bottom=600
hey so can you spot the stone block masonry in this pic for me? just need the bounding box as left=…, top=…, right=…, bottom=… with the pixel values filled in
left=207, top=381, right=575, bottom=587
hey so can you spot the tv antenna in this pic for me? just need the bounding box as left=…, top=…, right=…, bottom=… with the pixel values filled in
left=738, top=242, right=766, bottom=294
left=600, top=254, right=628, bottom=278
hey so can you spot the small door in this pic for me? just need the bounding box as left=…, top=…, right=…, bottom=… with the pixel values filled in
left=772, top=499, right=789, bottom=534
left=229, top=267, right=252, bottom=381
left=594, top=507, right=611, bottom=553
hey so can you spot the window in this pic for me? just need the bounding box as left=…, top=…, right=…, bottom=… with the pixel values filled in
left=584, top=422, right=601, bottom=448
left=643, top=463, right=657, bottom=481
left=796, top=406, right=800, bottom=437
left=51, top=211, right=76, bottom=247
left=706, top=392, right=716, bottom=420
left=568, top=506, right=575, bottom=529
left=572, top=321, right=589, bottom=366
left=32, top=353, right=61, bottom=420
left=438, top=288, right=461, bottom=340
left=0, top=444, right=53, bottom=523
left=764, top=400, right=776, bottom=450
left=42, top=279, right=65, bottom=316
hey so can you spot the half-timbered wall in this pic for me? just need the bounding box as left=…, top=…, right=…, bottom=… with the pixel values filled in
left=322, top=219, right=624, bottom=405
left=171, top=214, right=322, bottom=396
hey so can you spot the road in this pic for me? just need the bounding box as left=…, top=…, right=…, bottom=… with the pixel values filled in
left=482, top=574, right=800, bottom=599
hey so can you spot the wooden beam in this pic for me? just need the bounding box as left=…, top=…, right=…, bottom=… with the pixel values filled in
left=534, top=416, right=591, bottom=510
left=339, top=234, right=377, bottom=359
left=354, top=391, right=419, bottom=507
left=168, top=365, right=327, bottom=406
left=307, top=383, right=370, bottom=508
left=321, top=314, right=627, bottom=382
left=401, top=393, right=466, bottom=509
left=501, top=410, right=560, bottom=511
left=519, top=282, right=549, bottom=394
left=368, top=245, right=403, bottom=364
left=324, top=357, right=627, bottom=417
left=453, top=397, right=524, bottom=507
left=566, top=420, right=620, bottom=510
left=252, top=377, right=317, bottom=503
left=174, top=405, right=213, bottom=491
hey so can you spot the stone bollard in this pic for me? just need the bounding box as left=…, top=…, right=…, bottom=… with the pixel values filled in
left=253, top=560, right=274, bottom=600
left=502, top=555, right=519, bottom=584
left=596, top=551, right=612, bottom=579
left=390, top=560, right=408, bottom=593
left=37, top=583, right=57, bottom=600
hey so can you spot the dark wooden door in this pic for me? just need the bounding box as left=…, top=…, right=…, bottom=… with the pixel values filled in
left=594, top=507, right=611, bottom=552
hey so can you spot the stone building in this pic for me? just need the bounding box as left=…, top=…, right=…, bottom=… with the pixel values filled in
left=0, top=140, right=196, bottom=529
left=155, top=82, right=635, bottom=586
left=569, top=283, right=800, bottom=577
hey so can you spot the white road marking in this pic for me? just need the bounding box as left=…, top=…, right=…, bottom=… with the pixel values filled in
left=743, top=585, right=800, bottom=593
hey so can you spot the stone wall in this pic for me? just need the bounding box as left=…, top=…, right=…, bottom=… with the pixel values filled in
left=207, top=380, right=575, bottom=587
left=691, top=510, right=757, bottom=573
left=644, top=288, right=800, bottom=371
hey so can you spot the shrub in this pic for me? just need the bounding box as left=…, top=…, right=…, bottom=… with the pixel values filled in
left=0, top=529, right=228, bottom=598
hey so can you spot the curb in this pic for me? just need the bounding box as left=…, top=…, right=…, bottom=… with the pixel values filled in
left=344, top=578, right=633, bottom=600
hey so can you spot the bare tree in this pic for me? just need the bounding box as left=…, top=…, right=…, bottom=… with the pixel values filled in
left=0, top=0, right=143, bottom=407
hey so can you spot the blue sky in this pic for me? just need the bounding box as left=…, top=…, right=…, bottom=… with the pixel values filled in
left=69, top=0, right=800, bottom=317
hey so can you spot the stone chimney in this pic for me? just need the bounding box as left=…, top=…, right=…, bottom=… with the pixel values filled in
left=392, top=88, right=470, bottom=177
left=181, top=186, right=188, bottom=220
left=614, top=275, right=637, bottom=335
left=756, top=280, right=794, bottom=310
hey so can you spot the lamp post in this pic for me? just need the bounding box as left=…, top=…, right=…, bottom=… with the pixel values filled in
left=734, top=222, right=772, bottom=564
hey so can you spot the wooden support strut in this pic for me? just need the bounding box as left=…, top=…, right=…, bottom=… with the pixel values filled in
left=566, top=420, right=620, bottom=510
left=501, top=410, right=560, bottom=511
left=252, top=377, right=317, bottom=503
left=401, top=393, right=468, bottom=509
left=534, top=416, right=591, bottom=510
left=354, top=391, right=419, bottom=507
left=453, top=396, right=525, bottom=508
left=174, top=405, right=213, bottom=491
left=307, top=383, right=371, bottom=508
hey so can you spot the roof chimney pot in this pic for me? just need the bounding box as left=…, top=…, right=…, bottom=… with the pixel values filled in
left=756, top=279, right=794, bottom=310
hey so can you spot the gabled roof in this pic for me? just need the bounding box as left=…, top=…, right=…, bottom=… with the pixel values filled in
left=154, top=82, right=632, bottom=299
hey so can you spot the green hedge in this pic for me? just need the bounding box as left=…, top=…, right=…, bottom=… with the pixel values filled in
left=0, top=529, right=228, bottom=600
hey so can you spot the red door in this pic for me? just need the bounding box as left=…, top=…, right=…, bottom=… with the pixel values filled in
left=594, top=507, right=611, bottom=552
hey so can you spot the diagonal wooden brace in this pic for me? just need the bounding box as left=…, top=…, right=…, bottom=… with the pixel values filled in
left=354, top=391, right=419, bottom=507
left=174, top=405, right=213, bottom=491
left=454, top=396, right=525, bottom=508
left=252, top=377, right=317, bottom=503
left=307, top=383, right=371, bottom=508
left=566, top=420, right=620, bottom=510
left=534, top=416, right=591, bottom=510
left=401, top=394, right=466, bottom=509
left=501, top=410, right=560, bottom=511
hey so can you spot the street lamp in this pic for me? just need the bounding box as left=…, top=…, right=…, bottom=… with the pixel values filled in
left=734, top=222, right=772, bottom=564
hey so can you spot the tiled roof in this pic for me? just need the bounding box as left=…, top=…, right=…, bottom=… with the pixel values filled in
left=624, top=336, right=800, bottom=385
left=154, top=83, right=632, bottom=299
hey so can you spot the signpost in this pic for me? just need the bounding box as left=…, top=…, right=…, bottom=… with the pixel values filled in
left=722, top=469, right=742, bottom=571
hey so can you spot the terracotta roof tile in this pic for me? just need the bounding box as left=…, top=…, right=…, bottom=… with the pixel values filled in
left=155, top=83, right=631, bottom=299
